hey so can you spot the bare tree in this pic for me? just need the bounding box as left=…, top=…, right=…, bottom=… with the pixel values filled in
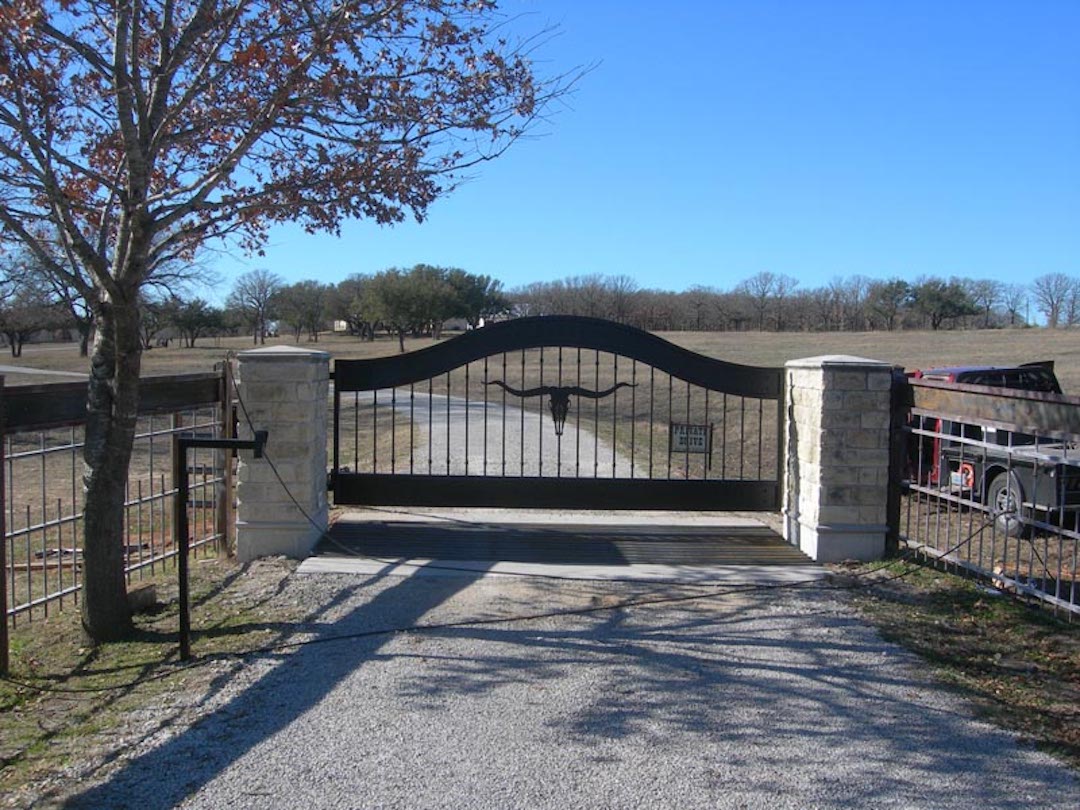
left=1031, top=273, right=1078, bottom=328
left=227, top=269, right=283, bottom=345
left=0, top=1, right=577, bottom=641
left=606, top=275, right=640, bottom=324
left=772, top=274, right=799, bottom=331
left=735, top=272, right=776, bottom=331
left=1001, top=283, right=1028, bottom=327
left=967, top=279, right=1004, bottom=328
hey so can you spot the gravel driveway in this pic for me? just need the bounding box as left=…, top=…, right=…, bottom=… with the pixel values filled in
left=350, top=389, right=637, bottom=477
left=62, top=569, right=1078, bottom=809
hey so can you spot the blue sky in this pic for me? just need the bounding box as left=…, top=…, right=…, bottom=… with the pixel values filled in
left=210, top=0, right=1080, bottom=298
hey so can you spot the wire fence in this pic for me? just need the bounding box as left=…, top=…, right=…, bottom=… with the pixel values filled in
left=895, top=378, right=1080, bottom=620
left=1, top=370, right=232, bottom=637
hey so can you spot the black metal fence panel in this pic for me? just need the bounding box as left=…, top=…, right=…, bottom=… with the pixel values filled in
left=895, top=377, right=1080, bottom=619
left=2, top=371, right=230, bottom=630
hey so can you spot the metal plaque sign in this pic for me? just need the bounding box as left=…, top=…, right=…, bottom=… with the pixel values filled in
left=670, top=423, right=712, bottom=454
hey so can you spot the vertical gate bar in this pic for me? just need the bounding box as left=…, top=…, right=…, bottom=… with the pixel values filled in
left=630, top=361, right=637, bottom=479
left=465, top=364, right=470, bottom=477
left=660, top=375, right=669, bottom=481
left=775, top=388, right=784, bottom=505
left=612, top=355, right=618, bottom=478
left=704, top=390, right=711, bottom=477
left=391, top=388, right=397, bottom=474
left=352, top=391, right=359, bottom=473
left=24, top=505, right=30, bottom=613
left=648, top=367, right=655, bottom=479
left=538, top=348, right=543, bottom=477
left=1009, top=435, right=1022, bottom=582
left=922, top=423, right=933, bottom=561
left=685, top=380, right=691, bottom=480
left=757, top=399, right=764, bottom=479
left=332, top=374, right=341, bottom=487
left=556, top=348, right=563, bottom=478
left=445, top=372, right=451, bottom=475
left=520, top=350, right=525, bottom=477
left=954, top=437, right=966, bottom=564
left=1056, top=446, right=1066, bottom=602
left=7, top=436, right=15, bottom=623
left=136, top=482, right=144, bottom=574
left=41, top=441, right=49, bottom=614
left=39, top=432, right=46, bottom=606
left=721, top=393, right=728, bottom=478
left=594, top=350, right=600, bottom=478
left=56, top=498, right=64, bottom=608
left=428, top=377, right=434, bottom=474
left=483, top=358, right=489, bottom=477
left=372, top=390, right=378, bottom=473
left=409, top=384, right=415, bottom=474
left=501, top=354, right=507, bottom=476
left=148, top=416, right=156, bottom=573
left=739, top=396, right=746, bottom=479
left=1072, top=511, right=1079, bottom=611
left=576, top=348, right=581, bottom=478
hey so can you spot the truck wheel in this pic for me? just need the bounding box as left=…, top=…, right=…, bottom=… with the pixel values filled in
left=987, top=472, right=1027, bottom=537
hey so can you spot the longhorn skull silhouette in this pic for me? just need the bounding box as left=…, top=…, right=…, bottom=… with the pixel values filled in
left=485, top=380, right=636, bottom=436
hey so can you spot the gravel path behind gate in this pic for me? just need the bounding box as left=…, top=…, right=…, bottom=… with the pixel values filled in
left=351, top=390, right=641, bottom=478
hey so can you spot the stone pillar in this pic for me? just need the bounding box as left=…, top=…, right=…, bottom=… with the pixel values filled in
left=784, top=356, right=893, bottom=563
left=235, top=346, right=329, bottom=562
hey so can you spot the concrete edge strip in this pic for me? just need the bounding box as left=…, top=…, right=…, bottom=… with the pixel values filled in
left=297, top=555, right=826, bottom=583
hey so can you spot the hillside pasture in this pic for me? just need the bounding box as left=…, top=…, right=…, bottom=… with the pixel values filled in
left=4, top=327, right=1079, bottom=390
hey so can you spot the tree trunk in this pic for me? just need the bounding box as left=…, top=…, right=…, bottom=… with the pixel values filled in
left=78, top=323, right=92, bottom=357
left=80, top=297, right=141, bottom=641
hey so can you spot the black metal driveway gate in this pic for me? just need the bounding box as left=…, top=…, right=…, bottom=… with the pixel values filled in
left=332, top=316, right=783, bottom=511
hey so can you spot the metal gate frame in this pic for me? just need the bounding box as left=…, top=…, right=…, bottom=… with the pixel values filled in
left=332, top=316, right=783, bottom=511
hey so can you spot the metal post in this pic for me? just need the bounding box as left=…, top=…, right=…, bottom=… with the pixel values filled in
left=886, top=369, right=908, bottom=555
left=172, top=433, right=191, bottom=660
left=174, top=431, right=266, bottom=661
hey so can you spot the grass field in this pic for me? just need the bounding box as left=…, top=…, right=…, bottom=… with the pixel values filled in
left=4, top=325, right=1080, bottom=391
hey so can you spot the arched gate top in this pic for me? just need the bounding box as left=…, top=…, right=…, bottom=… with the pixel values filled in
left=334, top=316, right=781, bottom=398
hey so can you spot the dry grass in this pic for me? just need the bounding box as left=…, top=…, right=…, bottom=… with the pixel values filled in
left=851, top=561, right=1080, bottom=768
left=6, top=325, right=1080, bottom=389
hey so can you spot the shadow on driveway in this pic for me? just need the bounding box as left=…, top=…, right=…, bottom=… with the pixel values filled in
left=64, top=573, right=1078, bottom=808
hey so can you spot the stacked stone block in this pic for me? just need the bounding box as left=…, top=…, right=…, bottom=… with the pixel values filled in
left=235, top=346, right=330, bottom=562
left=784, top=356, right=892, bottom=562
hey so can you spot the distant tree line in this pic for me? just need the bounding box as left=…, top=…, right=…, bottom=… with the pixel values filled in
left=512, top=271, right=1076, bottom=333
left=3, top=256, right=1079, bottom=356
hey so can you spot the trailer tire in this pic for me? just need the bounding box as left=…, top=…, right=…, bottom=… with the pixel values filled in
left=987, top=472, right=1028, bottom=538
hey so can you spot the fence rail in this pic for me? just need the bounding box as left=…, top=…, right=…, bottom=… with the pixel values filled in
left=894, top=377, right=1080, bottom=620
left=1, top=366, right=234, bottom=667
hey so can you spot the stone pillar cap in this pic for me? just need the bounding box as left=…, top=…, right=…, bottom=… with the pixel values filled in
left=238, top=345, right=330, bottom=361
left=786, top=355, right=892, bottom=369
